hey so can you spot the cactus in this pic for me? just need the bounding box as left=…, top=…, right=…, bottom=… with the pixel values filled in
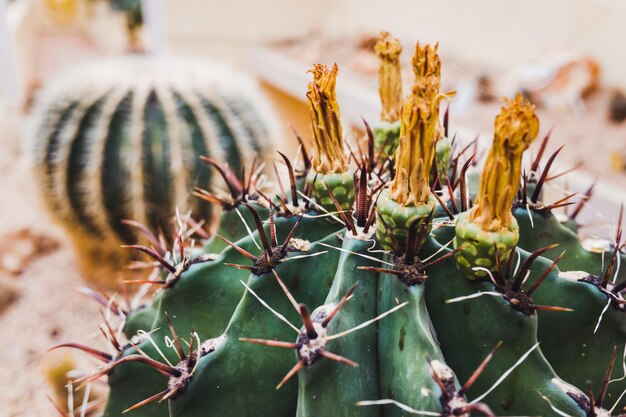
left=51, top=33, right=626, bottom=417
left=29, top=58, right=277, bottom=285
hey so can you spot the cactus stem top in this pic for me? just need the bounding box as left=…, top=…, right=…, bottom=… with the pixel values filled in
left=387, top=41, right=454, bottom=207
left=307, top=64, right=349, bottom=175
left=471, top=93, right=539, bottom=231
left=375, top=31, right=403, bottom=123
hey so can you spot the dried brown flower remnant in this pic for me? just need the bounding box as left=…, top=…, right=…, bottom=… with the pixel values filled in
left=375, top=31, right=403, bottom=123
left=412, top=42, right=441, bottom=87
left=389, top=80, right=453, bottom=206
left=306, top=64, right=348, bottom=174
left=389, top=42, right=454, bottom=206
left=471, top=93, right=540, bottom=231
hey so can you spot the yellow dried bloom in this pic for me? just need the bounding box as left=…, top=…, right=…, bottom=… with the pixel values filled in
left=471, top=93, right=540, bottom=231
left=412, top=42, right=441, bottom=87
left=389, top=77, right=454, bottom=206
left=307, top=63, right=349, bottom=174
left=375, top=31, right=403, bottom=122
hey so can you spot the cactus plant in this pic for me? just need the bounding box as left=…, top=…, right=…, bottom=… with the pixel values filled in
left=29, top=58, right=277, bottom=285
left=51, top=32, right=626, bottom=417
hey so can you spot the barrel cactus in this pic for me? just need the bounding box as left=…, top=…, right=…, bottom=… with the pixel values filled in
left=51, top=32, right=626, bottom=417
left=29, top=57, right=277, bottom=285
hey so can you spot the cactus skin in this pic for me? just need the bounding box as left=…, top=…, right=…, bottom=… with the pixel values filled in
left=376, top=189, right=436, bottom=252
left=30, top=58, right=277, bottom=285
left=514, top=207, right=626, bottom=282
left=373, top=121, right=401, bottom=159
left=434, top=135, right=453, bottom=182
left=106, top=212, right=341, bottom=417
left=296, top=236, right=381, bottom=417
left=168, top=232, right=343, bottom=417
left=425, top=238, right=586, bottom=417
left=527, top=262, right=626, bottom=410
left=454, top=211, right=519, bottom=280
left=377, top=270, right=449, bottom=415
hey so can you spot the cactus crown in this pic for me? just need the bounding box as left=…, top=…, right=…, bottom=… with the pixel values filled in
left=375, top=31, right=403, bottom=123
left=307, top=63, right=348, bottom=174
left=471, top=93, right=539, bottom=231
left=389, top=43, right=454, bottom=206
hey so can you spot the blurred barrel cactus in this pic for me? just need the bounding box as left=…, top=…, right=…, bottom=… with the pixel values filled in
left=28, top=58, right=277, bottom=285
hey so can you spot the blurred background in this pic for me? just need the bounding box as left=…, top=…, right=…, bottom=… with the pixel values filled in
left=0, top=0, right=625, bottom=415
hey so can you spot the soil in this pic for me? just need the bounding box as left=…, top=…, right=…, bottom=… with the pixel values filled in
left=0, top=109, right=104, bottom=417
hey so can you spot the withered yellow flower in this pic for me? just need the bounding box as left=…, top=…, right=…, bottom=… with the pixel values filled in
left=375, top=31, right=403, bottom=123
left=389, top=78, right=453, bottom=206
left=306, top=63, right=348, bottom=174
left=471, top=93, right=540, bottom=231
left=388, top=42, right=454, bottom=206
left=412, top=42, right=441, bottom=87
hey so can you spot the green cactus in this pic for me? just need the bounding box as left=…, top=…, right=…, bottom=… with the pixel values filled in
left=29, top=58, right=277, bottom=285
left=50, top=34, right=626, bottom=417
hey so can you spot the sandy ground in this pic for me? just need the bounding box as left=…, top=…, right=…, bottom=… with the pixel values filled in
left=0, top=109, right=103, bottom=417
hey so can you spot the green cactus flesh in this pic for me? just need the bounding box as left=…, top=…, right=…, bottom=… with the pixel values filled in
left=424, top=237, right=586, bottom=416
left=376, top=189, right=436, bottom=252
left=373, top=121, right=401, bottom=159
left=454, top=211, right=519, bottom=280
left=296, top=236, right=382, bottom=417
left=527, top=260, right=626, bottom=410
left=308, top=170, right=356, bottom=214
left=433, top=136, right=453, bottom=184
left=514, top=207, right=626, bottom=282
left=377, top=267, right=450, bottom=415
